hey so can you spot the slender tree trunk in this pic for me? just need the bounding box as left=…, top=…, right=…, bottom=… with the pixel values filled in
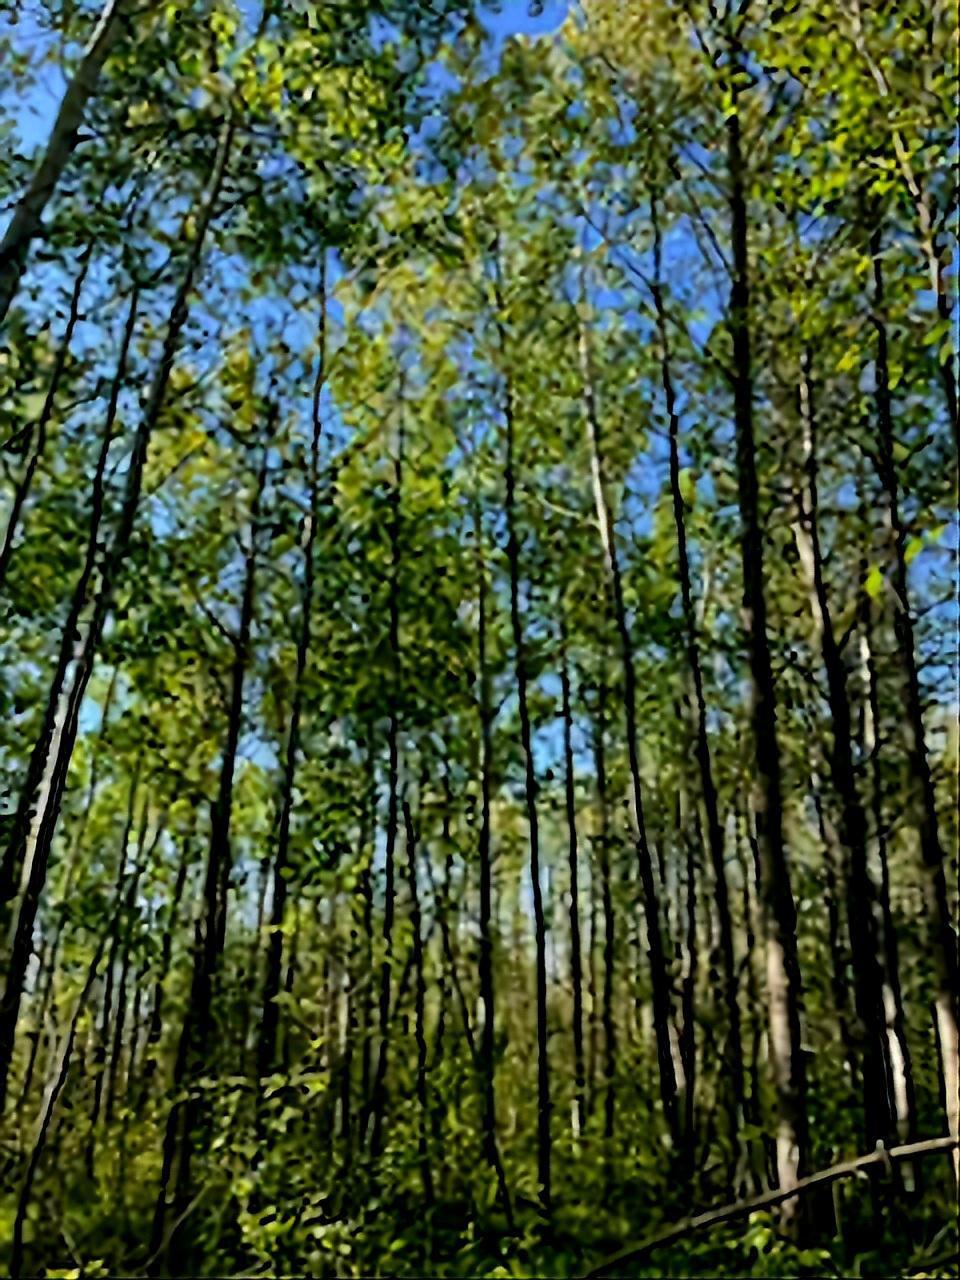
left=140, top=837, right=190, bottom=1100
left=15, top=668, right=118, bottom=1116
left=10, top=913, right=116, bottom=1278
left=152, top=417, right=269, bottom=1263
left=358, top=736, right=376, bottom=1133
left=869, top=228, right=959, bottom=1180
left=402, top=799, right=434, bottom=1211
left=87, top=770, right=140, bottom=1170
left=259, top=264, right=327, bottom=1082
left=652, top=191, right=743, bottom=1177
left=677, top=782, right=698, bottom=1179
left=0, top=0, right=133, bottom=326
left=498, top=329, right=552, bottom=1213
left=792, top=348, right=892, bottom=1147
left=472, top=493, right=514, bottom=1225
left=734, top=813, right=763, bottom=1145
left=0, top=123, right=232, bottom=1117
left=0, top=282, right=139, bottom=927
left=577, top=288, right=679, bottom=1149
left=587, top=868, right=599, bottom=1124
left=858, top=612, right=916, bottom=1148
left=809, top=770, right=859, bottom=1094
left=560, top=619, right=586, bottom=1140
left=0, top=241, right=93, bottom=588
left=367, top=406, right=405, bottom=1161
left=104, top=814, right=159, bottom=1127
left=724, top=80, right=808, bottom=1201
left=592, top=678, right=616, bottom=1152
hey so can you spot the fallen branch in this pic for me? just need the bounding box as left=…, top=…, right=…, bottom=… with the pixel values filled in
left=583, top=1136, right=959, bottom=1278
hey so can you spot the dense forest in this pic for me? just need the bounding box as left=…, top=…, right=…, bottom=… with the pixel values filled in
left=0, top=0, right=957, bottom=1275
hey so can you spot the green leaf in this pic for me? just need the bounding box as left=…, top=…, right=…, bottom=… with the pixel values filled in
left=865, top=566, right=885, bottom=599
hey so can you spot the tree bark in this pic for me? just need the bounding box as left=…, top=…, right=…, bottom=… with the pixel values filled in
left=471, top=492, right=514, bottom=1225
left=499, top=326, right=552, bottom=1212
left=0, top=121, right=232, bottom=1119
left=792, top=348, right=892, bottom=1148
left=577, top=287, right=679, bottom=1149
left=868, top=228, right=959, bottom=1181
left=559, top=618, right=586, bottom=1141
left=0, top=0, right=134, bottom=326
left=139, top=835, right=191, bottom=1101
left=402, top=798, right=434, bottom=1210
left=151, top=413, right=270, bottom=1264
left=258, top=263, right=328, bottom=1081
left=858, top=612, right=916, bottom=1149
left=652, top=190, right=743, bottom=1175
left=592, top=677, right=616, bottom=1152
left=0, top=284, right=139, bottom=1115
left=724, top=78, right=808, bottom=1200
left=367, top=403, right=405, bottom=1161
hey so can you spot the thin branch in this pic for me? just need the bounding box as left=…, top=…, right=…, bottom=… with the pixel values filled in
left=583, top=1136, right=959, bottom=1278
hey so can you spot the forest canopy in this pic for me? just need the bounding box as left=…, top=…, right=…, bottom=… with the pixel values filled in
left=0, top=0, right=957, bottom=1275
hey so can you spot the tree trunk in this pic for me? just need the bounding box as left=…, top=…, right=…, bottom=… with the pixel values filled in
left=792, top=348, right=892, bottom=1148
left=402, top=799, right=434, bottom=1210
left=724, top=81, right=808, bottom=1201
left=104, top=813, right=159, bottom=1127
left=858, top=612, right=916, bottom=1149
left=472, top=492, right=514, bottom=1224
left=592, top=678, right=616, bottom=1152
left=367, top=406, right=405, bottom=1161
left=652, top=190, right=743, bottom=1177
left=869, top=228, right=959, bottom=1181
left=577, top=289, right=679, bottom=1150
left=259, top=263, right=327, bottom=1082
left=87, top=787, right=143, bottom=1166
left=15, top=667, right=118, bottom=1116
left=10, top=914, right=116, bottom=1278
left=151, top=415, right=269, bottom=1264
left=499, top=330, right=552, bottom=1212
left=559, top=619, right=586, bottom=1141
left=809, top=769, right=859, bottom=1094
left=0, top=122, right=232, bottom=1118
left=0, top=0, right=133, bottom=326
left=139, top=836, right=191, bottom=1101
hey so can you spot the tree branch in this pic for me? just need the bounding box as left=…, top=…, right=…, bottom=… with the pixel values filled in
left=583, top=1137, right=959, bottom=1277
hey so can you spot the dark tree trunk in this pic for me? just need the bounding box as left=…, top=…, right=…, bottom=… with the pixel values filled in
left=499, top=333, right=552, bottom=1213
left=87, top=769, right=141, bottom=1169
left=472, top=494, right=514, bottom=1224
left=592, top=678, right=616, bottom=1152
left=0, top=0, right=133, bottom=326
left=259, top=264, right=328, bottom=1082
left=858, top=608, right=916, bottom=1147
left=367, top=408, right=405, bottom=1161
left=402, top=799, right=434, bottom=1210
left=139, top=837, right=191, bottom=1101
left=0, top=124, right=232, bottom=1118
left=793, top=349, right=892, bottom=1147
left=151, top=413, right=270, bottom=1264
left=652, top=190, right=743, bottom=1177
left=724, top=76, right=808, bottom=1199
left=577, top=292, right=679, bottom=1149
